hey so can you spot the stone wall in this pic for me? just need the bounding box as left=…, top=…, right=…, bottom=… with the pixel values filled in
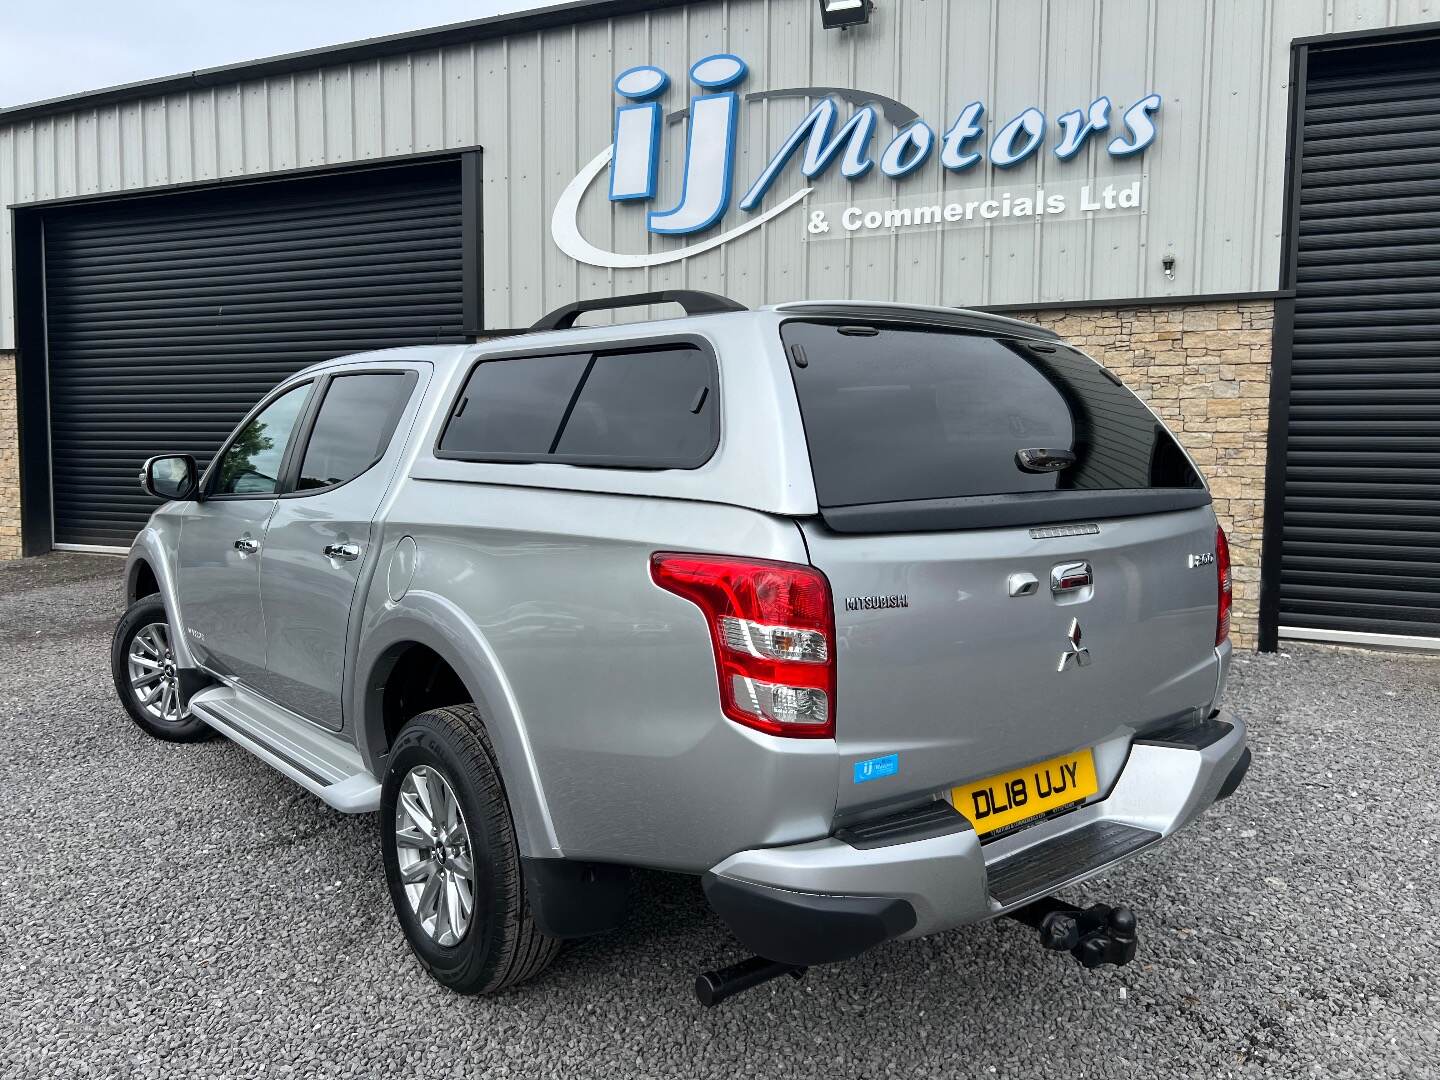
left=0, top=352, right=19, bottom=561
left=1008, top=302, right=1274, bottom=650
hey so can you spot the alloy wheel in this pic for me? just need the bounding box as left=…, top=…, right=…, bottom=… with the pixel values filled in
left=127, top=621, right=182, bottom=724
left=394, top=765, right=476, bottom=946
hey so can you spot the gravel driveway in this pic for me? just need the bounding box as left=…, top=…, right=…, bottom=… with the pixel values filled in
left=1, top=553, right=1435, bottom=1079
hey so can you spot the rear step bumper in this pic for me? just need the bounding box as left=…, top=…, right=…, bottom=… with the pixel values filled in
left=706, top=709, right=1247, bottom=965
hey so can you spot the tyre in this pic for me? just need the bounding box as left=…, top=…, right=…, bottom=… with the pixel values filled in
left=111, top=593, right=210, bottom=742
left=381, top=704, right=560, bottom=994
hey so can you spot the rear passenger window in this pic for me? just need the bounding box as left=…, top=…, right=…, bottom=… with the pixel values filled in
left=295, top=372, right=416, bottom=492
left=438, top=344, right=717, bottom=468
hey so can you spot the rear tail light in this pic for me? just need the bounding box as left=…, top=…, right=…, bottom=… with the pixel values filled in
left=1215, top=525, right=1232, bottom=646
left=650, top=553, right=836, bottom=738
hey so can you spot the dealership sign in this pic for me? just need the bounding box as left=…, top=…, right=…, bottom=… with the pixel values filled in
left=551, top=54, right=1161, bottom=269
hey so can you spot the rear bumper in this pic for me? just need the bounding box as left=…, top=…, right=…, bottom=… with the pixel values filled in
left=706, top=709, right=1248, bottom=965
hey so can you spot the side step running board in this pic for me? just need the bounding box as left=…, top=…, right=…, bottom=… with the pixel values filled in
left=986, top=821, right=1160, bottom=907
left=188, top=685, right=381, bottom=813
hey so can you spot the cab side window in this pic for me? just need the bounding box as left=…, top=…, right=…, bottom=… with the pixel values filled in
left=437, top=344, right=717, bottom=469
left=295, top=372, right=416, bottom=492
left=213, top=383, right=311, bottom=496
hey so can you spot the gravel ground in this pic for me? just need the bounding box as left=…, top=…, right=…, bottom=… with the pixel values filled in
left=1, top=553, right=1436, bottom=1079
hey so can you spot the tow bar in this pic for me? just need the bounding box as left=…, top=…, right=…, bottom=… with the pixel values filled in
left=695, top=898, right=1135, bottom=1005
left=1007, top=896, right=1138, bottom=968
left=694, top=955, right=807, bottom=1007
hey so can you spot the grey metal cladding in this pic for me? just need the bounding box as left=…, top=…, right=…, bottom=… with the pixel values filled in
left=3, top=0, right=1438, bottom=347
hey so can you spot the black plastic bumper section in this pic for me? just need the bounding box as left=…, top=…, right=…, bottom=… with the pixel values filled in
left=701, top=872, right=917, bottom=968
left=834, top=799, right=973, bottom=849
left=1137, top=713, right=1234, bottom=750
left=1216, top=746, right=1252, bottom=801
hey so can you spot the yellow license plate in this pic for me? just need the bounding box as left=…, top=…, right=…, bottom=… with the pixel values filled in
left=951, top=749, right=1098, bottom=837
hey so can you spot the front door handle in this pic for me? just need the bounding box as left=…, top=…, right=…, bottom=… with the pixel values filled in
left=323, top=542, right=362, bottom=562
left=233, top=536, right=259, bottom=554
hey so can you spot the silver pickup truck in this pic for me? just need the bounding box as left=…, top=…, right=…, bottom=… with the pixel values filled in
left=113, top=292, right=1249, bottom=1005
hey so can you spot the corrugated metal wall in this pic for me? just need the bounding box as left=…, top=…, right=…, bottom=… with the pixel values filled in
left=42, top=161, right=466, bottom=547
left=2, top=0, right=1438, bottom=347
left=1277, top=39, right=1440, bottom=642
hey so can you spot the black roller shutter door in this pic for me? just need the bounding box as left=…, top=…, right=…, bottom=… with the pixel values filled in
left=1282, top=42, right=1440, bottom=641
left=43, top=160, right=465, bottom=548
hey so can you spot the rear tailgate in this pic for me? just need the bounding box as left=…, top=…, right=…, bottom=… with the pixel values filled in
left=803, top=509, right=1222, bottom=815
left=779, top=317, right=1224, bottom=822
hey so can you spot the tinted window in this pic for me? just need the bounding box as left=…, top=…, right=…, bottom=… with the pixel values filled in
left=554, top=348, right=714, bottom=464
left=782, top=321, right=1201, bottom=507
left=438, top=345, right=717, bottom=468
left=296, top=373, right=415, bottom=491
left=440, top=352, right=590, bottom=457
left=214, top=383, right=311, bottom=496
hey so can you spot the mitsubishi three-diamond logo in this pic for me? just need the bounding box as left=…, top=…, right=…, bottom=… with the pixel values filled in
left=1057, top=618, right=1092, bottom=673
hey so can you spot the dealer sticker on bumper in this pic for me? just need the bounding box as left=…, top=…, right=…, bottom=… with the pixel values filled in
left=854, top=754, right=899, bottom=784
left=951, top=749, right=1098, bottom=837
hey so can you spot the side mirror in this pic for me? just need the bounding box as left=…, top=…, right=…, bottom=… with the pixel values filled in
left=141, top=454, right=199, bottom=501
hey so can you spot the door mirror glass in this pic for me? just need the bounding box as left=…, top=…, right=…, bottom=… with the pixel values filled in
left=142, top=455, right=198, bottom=501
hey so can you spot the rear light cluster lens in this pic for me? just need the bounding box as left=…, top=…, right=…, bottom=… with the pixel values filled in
left=651, top=553, right=836, bottom=738
left=1215, top=525, right=1233, bottom=645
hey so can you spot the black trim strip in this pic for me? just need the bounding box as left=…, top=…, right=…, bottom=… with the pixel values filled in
left=1259, top=43, right=1309, bottom=654
left=1294, top=18, right=1440, bottom=48
left=12, top=211, right=50, bottom=555
left=818, top=489, right=1212, bottom=535
left=194, top=705, right=335, bottom=788
left=460, top=150, right=484, bottom=338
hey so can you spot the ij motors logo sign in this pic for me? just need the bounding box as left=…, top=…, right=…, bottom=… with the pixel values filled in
left=550, top=53, right=1161, bottom=269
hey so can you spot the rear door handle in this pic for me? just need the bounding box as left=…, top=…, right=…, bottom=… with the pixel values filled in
left=233, top=536, right=259, bottom=554
left=323, top=542, right=362, bottom=562
left=1051, top=561, right=1093, bottom=593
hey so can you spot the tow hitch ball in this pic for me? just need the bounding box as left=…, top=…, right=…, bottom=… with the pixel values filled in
left=1008, top=896, right=1138, bottom=968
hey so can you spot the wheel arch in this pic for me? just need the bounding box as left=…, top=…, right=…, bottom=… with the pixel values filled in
left=127, top=558, right=160, bottom=603
left=125, top=524, right=197, bottom=671
left=351, top=591, right=561, bottom=859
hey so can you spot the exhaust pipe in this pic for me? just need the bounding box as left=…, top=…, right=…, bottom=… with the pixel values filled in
left=695, top=955, right=806, bottom=1007
left=1007, top=896, right=1138, bottom=968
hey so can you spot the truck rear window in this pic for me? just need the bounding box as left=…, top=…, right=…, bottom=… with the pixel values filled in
left=782, top=320, right=1202, bottom=508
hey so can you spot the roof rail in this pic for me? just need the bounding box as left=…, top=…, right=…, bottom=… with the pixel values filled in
left=530, top=290, right=747, bottom=332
